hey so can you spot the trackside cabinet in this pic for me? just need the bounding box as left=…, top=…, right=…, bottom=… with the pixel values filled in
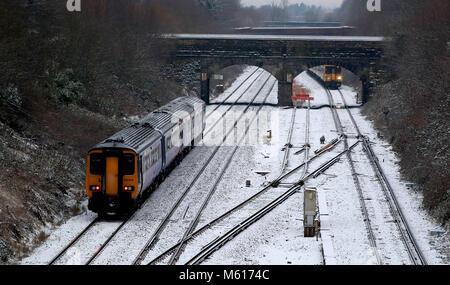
left=304, top=187, right=317, bottom=237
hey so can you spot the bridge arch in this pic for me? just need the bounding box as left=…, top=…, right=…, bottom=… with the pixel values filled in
left=200, top=59, right=312, bottom=105
left=205, top=63, right=274, bottom=100
left=294, top=65, right=365, bottom=103
left=294, top=63, right=374, bottom=103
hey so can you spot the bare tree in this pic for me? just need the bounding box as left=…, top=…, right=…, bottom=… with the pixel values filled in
left=281, top=0, right=289, bottom=21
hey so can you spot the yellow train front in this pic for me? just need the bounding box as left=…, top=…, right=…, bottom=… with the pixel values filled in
left=86, top=147, right=140, bottom=215
left=85, top=96, right=205, bottom=216
left=323, top=65, right=343, bottom=89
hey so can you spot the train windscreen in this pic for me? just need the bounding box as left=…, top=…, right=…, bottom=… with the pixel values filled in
left=120, top=154, right=135, bottom=175
left=90, top=154, right=105, bottom=175
left=325, top=66, right=341, bottom=74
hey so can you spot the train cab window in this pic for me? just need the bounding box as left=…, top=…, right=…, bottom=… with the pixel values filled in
left=120, top=154, right=135, bottom=175
left=325, top=66, right=341, bottom=74
left=90, top=154, right=105, bottom=175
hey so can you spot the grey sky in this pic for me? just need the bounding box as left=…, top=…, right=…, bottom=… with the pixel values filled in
left=241, top=0, right=344, bottom=9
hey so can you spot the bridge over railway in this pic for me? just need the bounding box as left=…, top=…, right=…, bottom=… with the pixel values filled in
left=161, top=34, right=387, bottom=106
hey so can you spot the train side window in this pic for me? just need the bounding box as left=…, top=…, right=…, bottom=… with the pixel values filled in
left=144, top=152, right=150, bottom=171
left=166, top=136, right=172, bottom=150
left=151, top=149, right=155, bottom=165
left=120, top=154, right=135, bottom=175
left=156, top=147, right=160, bottom=162
left=152, top=147, right=160, bottom=165
left=90, top=154, right=105, bottom=175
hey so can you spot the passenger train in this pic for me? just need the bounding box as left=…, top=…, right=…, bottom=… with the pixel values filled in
left=323, top=65, right=343, bottom=89
left=86, top=96, right=206, bottom=215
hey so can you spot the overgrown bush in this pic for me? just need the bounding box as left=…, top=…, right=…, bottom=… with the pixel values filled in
left=52, top=69, right=85, bottom=105
left=0, top=84, right=21, bottom=107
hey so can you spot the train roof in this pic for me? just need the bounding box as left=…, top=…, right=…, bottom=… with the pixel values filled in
left=173, top=96, right=205, bottom=107
left=90, top=96, right=205, bottom=153
left=141, top=96, right=203, bottom=132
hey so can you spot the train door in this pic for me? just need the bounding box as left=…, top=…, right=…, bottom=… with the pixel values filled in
left=161, top=137, right=166, bottom=169
left=179, top=122, right=184, bottom=151
left=105, top=157, right=119, bottom=196
left=190, top=111, right=195, bottom=147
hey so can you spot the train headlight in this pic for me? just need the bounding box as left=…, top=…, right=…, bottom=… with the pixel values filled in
left=90, top=185, right=101, bottom=192
left=123, top=186, right=135, bottom=192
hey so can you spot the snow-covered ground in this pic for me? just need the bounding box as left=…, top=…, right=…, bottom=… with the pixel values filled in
left=22, top=68, right=448, bottom=265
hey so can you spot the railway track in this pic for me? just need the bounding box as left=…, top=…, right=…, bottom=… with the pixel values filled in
left=334, top=89, right=427, bottom=265
left=146, top=139, right=357, bottom=265
left=184, top=145, right=380, bottom=265
left=184, top=100, right=313, bottom=265
left=47, top=218, right=99, bottom=265
left=48, top=69, right=271, bottom=266
left=48, top=214, right=139, bottom=265
left=166, top=77, right=277, bottom=265
left=306, top=70, right=382, bottom=265
left=204, top=72, right=272, bottom=138
left=206, top=67, right=262, bottom=119
left=132, top=73, right=276, bottom=265
left=280, top=106, right=297, bottom=175
left=325, top=86, right=382, bottom=265
left=361, top=136, right=427, bottom=265
left=272, top=104, right=312, bottom=187
left=308, top=70, right=426, bottom=265
left=158, top=98, right=314, bottom=265
left=145, top=111, right=348, bottom=265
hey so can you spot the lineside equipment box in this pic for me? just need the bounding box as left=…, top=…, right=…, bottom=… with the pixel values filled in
left=304, top=187, right=317, bottom=237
